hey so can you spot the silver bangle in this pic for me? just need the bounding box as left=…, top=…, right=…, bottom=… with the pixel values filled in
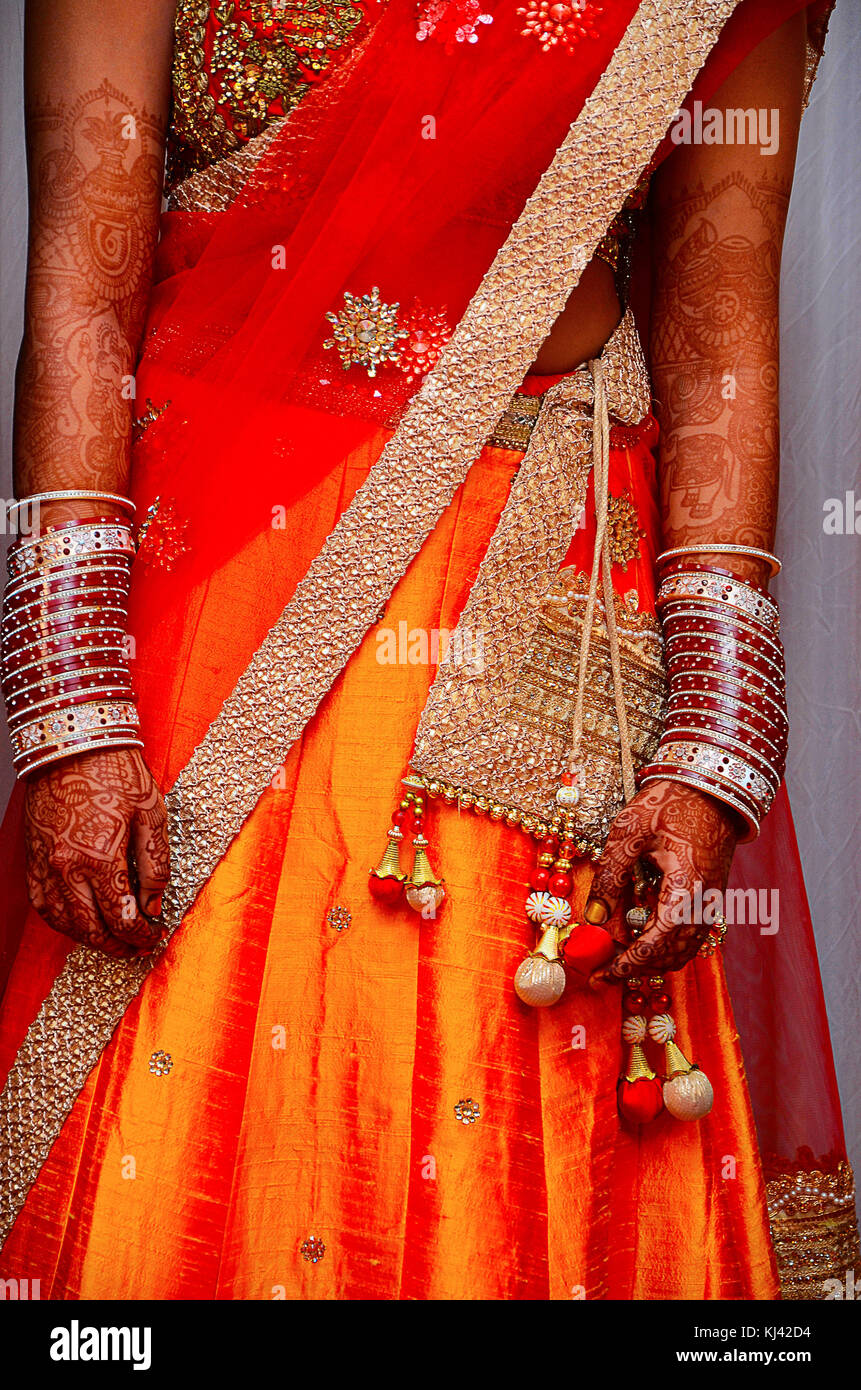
left=5, top=490, right=135, bottom=521
left=15, top=734, right=144, bottom=777
left=657, top=544, right=781, bottom=577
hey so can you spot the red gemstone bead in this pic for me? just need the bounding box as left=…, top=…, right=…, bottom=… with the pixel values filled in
left=368, top=875, right=404, bottom=905
left=529, top=867, right=551, bottom=892
left=540, top=835, right=559, bottom=854
left=651, top=993, right=671, bottom=1012
left=624, top=993, right=647, bottom=1013
left=548, top=871, right=573, bottom=898
left=558, top=840, right=577, bottom=860
left=412, top=817, right=423, bottom=834
left=392, top=808, right=407, bottom=827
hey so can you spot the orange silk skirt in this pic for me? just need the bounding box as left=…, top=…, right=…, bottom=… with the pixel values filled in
left=0, top=419, right=779, bottom=1300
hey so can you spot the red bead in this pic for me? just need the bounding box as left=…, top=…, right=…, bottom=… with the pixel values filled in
left=412, top=817, right=423, bottom=834
left=651, top=993, right=671, bottom=1012
left=624, top=993, right=647, bottom=1013
left=368, top=875, right=404, bottom=905
left=392, top=808, right=407, bottom=827
left=540, top=835, right=559, bottom=854
left=558, top=840, right=576, bottom=860
left=529, top=867, right=551, bottom=892
left=548, top=871, right=573, bottom=898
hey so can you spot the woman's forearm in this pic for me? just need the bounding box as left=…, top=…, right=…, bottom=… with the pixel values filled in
left=650, top=11, right=806, bottom=589
left=15, top=0, right=174, bottom=521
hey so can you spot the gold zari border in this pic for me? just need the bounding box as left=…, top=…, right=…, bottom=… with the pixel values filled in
left=0, top=0, right=745, bottom=1249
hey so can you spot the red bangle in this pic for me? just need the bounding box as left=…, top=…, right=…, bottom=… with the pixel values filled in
left=659, top=727, right=782, bottom=789
left=665, top=653, right=785, bottom=699
left=664, top=631, right=785, bottom=679
left=661, top=610, right=784, bottom=661
left=669, top=671, right=787, bottom=717
left=656, top=560, right=774, bottom=598
left=7, top=683, right=136, bottom=730
left=664, top=703, right=786, bottom=757
left=2, top=653, right=127, bottom=700
left=666, top=691, right=787, bottom=741
left=637, top=767, right=760, bottom=840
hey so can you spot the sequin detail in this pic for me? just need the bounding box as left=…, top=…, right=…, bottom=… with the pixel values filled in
left=136, top=498, right=191, bottom=573
left=518, top=1, right=605, bottom=55
left=148, top=1050, right=174, bottom=1076
left=454, top=1098, right=481, bottom=1125
left=416, top=0, right=493, bottom=48
left=168, top=0, right=367, bottom=188
left=324, top=287, right=408, bottom=377
left=300, top=1235, right=326, bottom=1262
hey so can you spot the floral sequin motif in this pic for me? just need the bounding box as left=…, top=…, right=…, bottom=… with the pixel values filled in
left=324, top=287, right=408, bottom=377
left=148, top=1050, right=173, bottom=1076
left=518, top=1, right=605, bottom=55
left=454, top=1098, right=481, bottom=1125
left=136, top=498, right=191, bottom=573
left=300, top=1234, right=326, bottom=1262
left=326, top=904, right=352, bottom=932
left=416, top=0, right=493, bottom=47
left=396, top=300, right=452, bottom=385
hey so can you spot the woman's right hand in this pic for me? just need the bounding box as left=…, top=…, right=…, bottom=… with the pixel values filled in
left=24, top=746, right=170, bottom=959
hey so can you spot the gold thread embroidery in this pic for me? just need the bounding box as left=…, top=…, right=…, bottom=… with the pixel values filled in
left=167, top=0, right=366, bottom=189
left=0, top=0, right=745, bottom=1249
left=767, top=1161, right=861, bottom=1300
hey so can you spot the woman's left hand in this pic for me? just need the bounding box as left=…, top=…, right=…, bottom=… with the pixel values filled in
left=584, top=780, right=739, bottom=986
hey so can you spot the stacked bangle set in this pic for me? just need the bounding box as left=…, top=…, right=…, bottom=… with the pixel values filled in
left=1, top=492, right=142, bottom=777
left=638, top=544, right=788, bottom=839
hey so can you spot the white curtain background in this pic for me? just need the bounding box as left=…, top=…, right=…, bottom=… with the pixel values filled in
left=0, top=3, right=858, bottom=1180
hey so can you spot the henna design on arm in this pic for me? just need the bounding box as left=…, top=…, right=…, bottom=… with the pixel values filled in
left=15, top=82, right=165, bottom=503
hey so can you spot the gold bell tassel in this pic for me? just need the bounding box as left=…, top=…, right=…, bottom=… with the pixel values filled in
left=368, top=826, right=407, bottom=905
left=405, top=834, right=445, bottom=918
left=514, top=923, right=566, bottom=1007
left=648, top=1013, right=714, bottom=1121
left=617, top=1013, right=664, bottom=1124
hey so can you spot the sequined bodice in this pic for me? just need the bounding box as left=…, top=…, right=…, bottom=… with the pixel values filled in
left=166, top=0, right=642, bottom=278
left=167, top=0, right=371, bottom=189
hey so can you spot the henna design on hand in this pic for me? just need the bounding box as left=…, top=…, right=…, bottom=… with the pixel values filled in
left=585, top=780, right=738, bottom=983
left=24, top=746, right=170, bottom=958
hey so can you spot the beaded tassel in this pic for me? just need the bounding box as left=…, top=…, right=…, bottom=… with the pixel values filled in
left=369, top=776, right=445, bottom=919
left=617, top=1008, right=664, bottom=1124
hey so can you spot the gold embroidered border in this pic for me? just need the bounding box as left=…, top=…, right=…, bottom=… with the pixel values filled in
left=767, top=1161, right=861, bottom=1300
left=0, top=0, right=744, bottom=1249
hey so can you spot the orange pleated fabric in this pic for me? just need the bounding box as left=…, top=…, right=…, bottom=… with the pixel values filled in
left=0, top=427, right=779, bottom=1299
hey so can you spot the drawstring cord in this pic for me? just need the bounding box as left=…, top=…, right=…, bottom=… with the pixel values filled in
left=568, top=357, right=636, bottom=805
